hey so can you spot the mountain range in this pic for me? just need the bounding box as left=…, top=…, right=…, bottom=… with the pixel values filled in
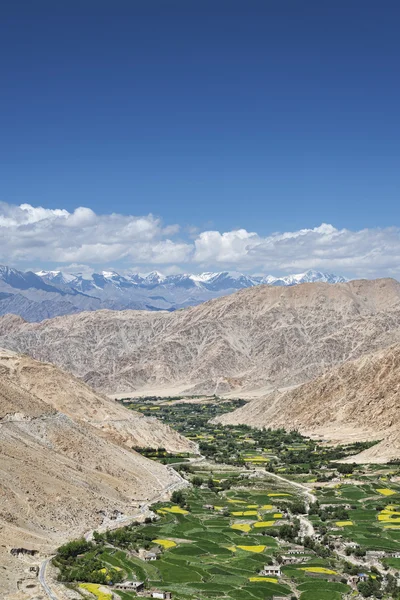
left=2, top=276, right=400, bottom=595
left=2, top=277, right=400, bottom=462
left=1, top=277, right=399, bottom=398
left=0, top=264, right=347, bottom=321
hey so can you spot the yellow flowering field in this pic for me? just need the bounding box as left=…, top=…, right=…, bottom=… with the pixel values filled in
left=377, top=488, right=396, bottom=496
left=300, top=567, right=337, bottom=575
left=378, top=515, right=400, bottom=522
left=231, top=523, right=251, bottom=532
left=153, top=539, right=177, bottom=548
left=231, top=510, right=258, bottom=516
left=79, top=584, right=112, bottom=600
left=237, top=545, right=266, bottom=553
left=162, top=506, right=189, bottom=515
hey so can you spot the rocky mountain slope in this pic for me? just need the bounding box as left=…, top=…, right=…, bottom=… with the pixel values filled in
left=1, top=263, right=347, bottom=321
left=0, top=349, right=194, bottom=452
left=1, top=278, right=400, bottom=396
left=215, top=344, right=400, bottom=462
left=0, top=351, right=187, bottom=597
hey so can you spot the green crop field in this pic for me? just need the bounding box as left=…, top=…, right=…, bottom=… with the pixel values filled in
left=57, top=396, right=400, bottom=600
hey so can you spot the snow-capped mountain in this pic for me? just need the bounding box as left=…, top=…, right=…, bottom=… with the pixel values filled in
left=36, top=269, right=78, bottom=286
left=258, top=270, right=347, bottom=286
left=0, top=264, right=348, bottom=322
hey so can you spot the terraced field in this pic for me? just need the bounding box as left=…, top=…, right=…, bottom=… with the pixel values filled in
left=312, top=481, right=400, bottom=552
left=85, top=487, right=346, bottom=600
left=60, top=396, right=400, bottom=600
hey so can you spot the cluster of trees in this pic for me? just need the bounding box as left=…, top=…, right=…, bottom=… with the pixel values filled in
left=309, top=500, right=350, bottom=522
left=132, top=446, right=190, bottom=465
left=303, top=535, right=333, bottom=558
left=133, top=446, right=168, bottom=456
left=170, top=489, right=187, bottom=507
left=358, top=576, right=383, bottom=598
left=344, top=545, right=366, bottom=558
left=288, top=499, right=307, bottom=515
left=96, top=522, right=155, bottom=550
left=190, top=474, right=240, bottom=492
left=275, top=519, right=301, bottom=542
left=358, top=570, right=400, bottom=599
left=342, top=562, right=400, bottom=598
left=54, top=539, right=123, bottom=584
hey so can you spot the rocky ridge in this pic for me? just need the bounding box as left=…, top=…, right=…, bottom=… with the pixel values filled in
left=0, top=350, right=189, bottom=597
left=0, top=349, right=194, bottom=453
left=1, top=278, right=400, bottom=396
left=0, top=263, right=347, bottom=321
left=215, top=344, right=400, bottom=462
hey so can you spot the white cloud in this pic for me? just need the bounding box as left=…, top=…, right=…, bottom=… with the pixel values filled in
left=0, top=202, right=191, bottom=266
left=0, top=201, right=399, bottom=278
left=192, top=223, right=400, bottom=278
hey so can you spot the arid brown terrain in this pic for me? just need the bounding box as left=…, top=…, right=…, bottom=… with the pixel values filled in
left=2, top=278, right=400, bottom=595
left=0, top=350, right=190, bottom=597
left=1, top=278, right=400, bottom=396
left=215, top=344, right=400, bottom=462
left=0, top=349, right=194, bottom=453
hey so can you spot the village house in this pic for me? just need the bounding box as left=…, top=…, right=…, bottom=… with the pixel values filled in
left=287, top=545, right=306, bottom=555
left=144, top=551, right=158, bottom=561
left=366, top=550, right=386, bottom=560
left=348, top=574, right=372, bottom=587
left=344, top=541, right=358, bottom=549
left=115, top=581, right=144, bottom=592
left=203, top=504, right=214, bottom=510
left=280, top=555, right=306, bottom=565
left=260, top=565, right=281, bottom=577
left=10, top=548, right=38, bottom=557
left=150, top=591, right=172, bottom=599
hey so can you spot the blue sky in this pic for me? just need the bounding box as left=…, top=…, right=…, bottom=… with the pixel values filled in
left=0, top=0, right=399, bottom=277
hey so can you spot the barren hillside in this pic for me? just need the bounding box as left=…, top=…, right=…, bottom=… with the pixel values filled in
left=0, top=349, right=194, bottom=452
left=0, top=366, right=185, bottom=597
left=1, top=278, right=400, bottom=395
left=215, top=344, right=400, bottom=462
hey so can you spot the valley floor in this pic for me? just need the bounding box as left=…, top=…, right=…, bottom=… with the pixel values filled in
left=45, top=397, right=400, bottom=600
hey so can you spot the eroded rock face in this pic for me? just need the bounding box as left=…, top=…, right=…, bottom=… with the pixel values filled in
left=0, top=349, right=194, bottom=453
left=1, top=278, right=400, bottom=396
left=0, top=354, right=187, bottom=596
left=215, top=343, right=400, bottom=462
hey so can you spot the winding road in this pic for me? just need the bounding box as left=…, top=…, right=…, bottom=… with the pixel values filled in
left=39, top=557, right=58, bottom=600
left=39, top=471, right=188, bottom=600
left=265, top=470, right=317, bottom=504
left=263, top=469, right=317, bottom=538
left=39, top=460, right=317, bottom=598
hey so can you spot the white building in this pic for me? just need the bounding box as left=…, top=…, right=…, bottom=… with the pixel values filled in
left=115, top=581, right=144, bottom=591
left=287, top=545, right=306, bottom=555
left=260, top=565, right=281, bottom=577
left=151, top=591, right=172, bottom=599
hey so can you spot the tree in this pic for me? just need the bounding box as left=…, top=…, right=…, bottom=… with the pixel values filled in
left=191, top=475, right=203, bottom=487
left=57, top=539, right=94, bottom=560
left=171, top=489, right=185, bottom=506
